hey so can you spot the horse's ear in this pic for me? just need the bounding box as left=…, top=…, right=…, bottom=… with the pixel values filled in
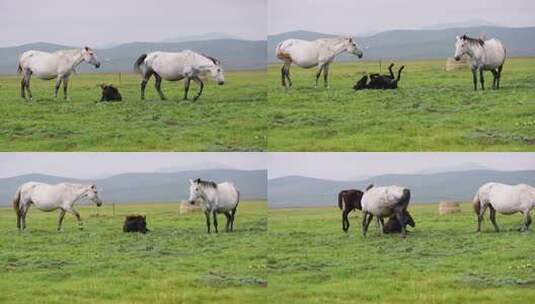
left=365, top=184, right=374, bottom=191
left=84, top=46, right=90, bottom=51
left=348, top=37, right=353, bottom=43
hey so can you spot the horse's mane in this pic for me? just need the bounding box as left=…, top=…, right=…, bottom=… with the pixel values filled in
left=194, top=178, right=217, bottom=189
left=200, top=53, right=220, bottom=65
left=461, top=35, right=485, bottom=46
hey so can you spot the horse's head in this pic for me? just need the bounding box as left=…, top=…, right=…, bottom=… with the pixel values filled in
left=188, top=178, right=204, bottom=205
left=82, top=46, right=101, bottom=68
left=210, top=62, right=225, bottom=86
left=454, top=35, right=469, bottom=61
left=344, top=37, right=363, bottom=59
left=85, top=184, right=103, bottom=207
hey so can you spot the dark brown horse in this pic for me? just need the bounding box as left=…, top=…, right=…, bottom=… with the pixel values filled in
left=383, top=210, right=415, bottom=234
left=338, top=189, right=363, bottom=232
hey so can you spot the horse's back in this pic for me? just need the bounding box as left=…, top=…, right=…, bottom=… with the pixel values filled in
left=480, top=182, right=533, bottom=213
left=362, top=186, right=406, bottom=214
left=216, top=182, right=239, bottom=209
left=483, top=39, right=506, bottom=67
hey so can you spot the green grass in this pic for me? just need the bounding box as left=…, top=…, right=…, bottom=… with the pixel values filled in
left=268, top=58, right=535, bottom=151
left=0, top=201, right=268, bottom=304
left=0, top=71, right=267, bottom=151
left=268, top=203, right=535, bottom=303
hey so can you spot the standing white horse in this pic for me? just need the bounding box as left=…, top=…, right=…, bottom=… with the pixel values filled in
left=276, top=36, right=363, bottom=88
left=134, top=50, right=225, bottom=101
left=12, top=182, right=103, bottom=231
left=473, top=182, right=535, bottom=232
left=360, top=184, right=412, bottom=238
left=187, top=178, right=239, bottom=233
left=17, top=47, right=101, bottom=100
left=454, top=35, right=506, bottom=90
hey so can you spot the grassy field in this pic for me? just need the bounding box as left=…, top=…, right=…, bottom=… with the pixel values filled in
left=268, top=203, right=535, bottom=303
left=268, top=57, right=535, bottom=151
left=0, top=70, right=266, bottom=151
left=0, top=201, right=268, bottom=304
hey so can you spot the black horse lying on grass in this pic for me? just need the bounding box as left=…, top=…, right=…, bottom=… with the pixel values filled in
left=123, top=215, right=150, bottom=233
left=383, top=210, right=415, bottom=234
left=100, top=84, right=122, bottom=102
left=353, top=63, right=405, bottom=90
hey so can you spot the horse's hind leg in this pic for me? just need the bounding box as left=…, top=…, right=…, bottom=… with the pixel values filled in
left=315, top=64, right=325, bottom=88
left=57, top=209, right=66, bottom=231
left=224, top=212, right=231, bottom=232
left=230, top=208, right=237, bottom=232
left=521, top=211, right=532, bottom=232
left=20, top=205, right=30, bottom=230
left=20, top=76, right=26, bottom=99
left=281, top=64, right=287, bottom=87
left=140, top=71, right=153, bottom=100
left=154, top=74, right=166, bottom=100
left=342, top=209, right=349, bottom=232
left=489, top=206, right=499, bottom=232
left=477, top=203, right=488, bottom=232
left=285, top=63, right=293, bottom=87
left=362, top=213, right=373, bottom=237
left=491, top=70, right=498, bottom=90
left=192, top=77, right=204, bottom=101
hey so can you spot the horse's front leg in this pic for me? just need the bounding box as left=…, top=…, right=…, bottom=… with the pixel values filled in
left=315, top=64, right=325, bottom=88
left=521, top=210, right=532, bottom=232
left=323, top=63, right=330, bottom=88
left=63, top=77, right=70, bottom=100
left=471, top=68, right=478, bottom=91
left=192, top=76, right=204, bottom=101
left=479, top=68, right=485, bottom=90
left=204, top=211, right=211, bottom=233
left=183, top=77, right=191, bottom=100
left=57, top=209, right=66, bottom=231
left=154, top=74, right=166, bottom=100
left=212, top=211, right=218, bottom=233
left=70, top=209, right=83, bottom=230
left=54, top=76, right=63, bottom=98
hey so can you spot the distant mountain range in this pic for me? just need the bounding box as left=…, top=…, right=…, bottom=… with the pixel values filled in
left=0, top=38, right=266, bottom=74
left=268, top=170, right=535, bottom=208
left=268, top=26, right=535, bottom=63
left=0, top=169, right=267, bottom=205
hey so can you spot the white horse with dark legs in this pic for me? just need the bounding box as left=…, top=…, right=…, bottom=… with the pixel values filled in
left=360, top=184, right=412, bottom=238
left=17, top=47, right=101, bottom=100
left=12, top=182, right=103, bottom=231
left=134, top=50, right=225, bottom=101
left=187, top=178, right=239, bottom=233
left=454, top=35, right=506, bottom=90
left=473, top=182, right=535, bottom=232
left=276, top=36, right=363, bottom=88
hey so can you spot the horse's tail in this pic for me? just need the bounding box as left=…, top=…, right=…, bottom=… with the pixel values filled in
left=133, top=54, right=147, bottom=74
left=275, top=41, right=292, bottom=63
left=397, top=66, right=405, bottom=82
left=12, top=187, right=21, bottom=218
left=399, top=188, right=411, bottom=208
left=473, top=191, right=481, bottom=215
left=338, top=191, right=344, bottom=210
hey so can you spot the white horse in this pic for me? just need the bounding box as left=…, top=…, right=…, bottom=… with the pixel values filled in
left=454, top=35, right=506, bottom=90
left=17, top=47, right=101, bottom=100
left=187, top=178, right=239, bottom=233
left=360, top=184, right=411, bottom=238
left=473, top=182, right=535, bottom=232
left=134, top=50, right=225, bottom=101
left=276, top=36, right=363, bottom=88
left=12, top=182, right=103, bottom=231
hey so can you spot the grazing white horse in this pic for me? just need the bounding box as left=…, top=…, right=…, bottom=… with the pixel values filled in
left=187, top=178, right=239, bottom=233
left=454, top=35, right=506, bottom=90
left=134, top=50, right=225, bottom=101
left=276, top=36, right=363, bottom=88
left=360, top=184, right=411, bottom=237
left=473, top=182, right=535, bottom=232
left=17, top=47, right=101, bottom=100
left=12, top=182, right=103, bottom=231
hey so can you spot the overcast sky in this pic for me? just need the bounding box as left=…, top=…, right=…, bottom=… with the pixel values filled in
left=0, top=0, right=266, bottom=47
left=268, top=153, right=535, bottom=180
left=0, top=153, right=267, bottom=179
left=268, top=0, right=535, bottom=35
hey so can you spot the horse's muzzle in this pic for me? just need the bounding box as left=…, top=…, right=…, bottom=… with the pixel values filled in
left=454, top=56, right=461, bottom=61
left=95, top=62, right=101, bottom=68
left=358, top=54, right=363, bottom=59
left=218, top=81, right=224, bottom=86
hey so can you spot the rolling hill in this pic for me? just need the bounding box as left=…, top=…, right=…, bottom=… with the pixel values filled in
left=268, top=26, right=535, bottom=63
left=0, top=39, right=266, bottom=74
left=0, top=169, right=267, bottom=205
left=268, top=170, right=535, bottom=208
